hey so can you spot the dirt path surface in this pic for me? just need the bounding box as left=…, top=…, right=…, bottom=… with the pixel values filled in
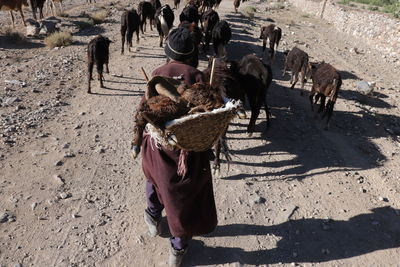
left=1, top=0, right=400, bottom=266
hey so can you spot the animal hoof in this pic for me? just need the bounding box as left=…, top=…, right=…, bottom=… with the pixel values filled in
left=237, top=110, right=247, bottom=119
left=212, top=167, right=221, bottom=177
left=167, top=134, right=178, bottom=146
left=131, top=146, right=141, bottom=159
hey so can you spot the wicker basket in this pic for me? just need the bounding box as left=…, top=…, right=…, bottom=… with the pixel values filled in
left=146, top=100, right=240, bottom=152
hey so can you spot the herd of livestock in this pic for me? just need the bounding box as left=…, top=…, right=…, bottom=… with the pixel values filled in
left=1, top=0, right=343, bottom=171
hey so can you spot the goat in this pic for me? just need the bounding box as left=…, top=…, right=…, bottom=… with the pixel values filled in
left=179, top=4, right=200, bottom=25
left=233, top=54, right=273, bottom=134
left=233, top=0, right=240, bottom=13
left=47, top=0, right=63, bottom=16
left=308, top=62, right=342, bottom=128
left=200, top=0, right=216, bottom=12
left=283, top=46, right=310, bottom=93
left=138, top=1, right=155, bottom=33
left=30, top=0, right=46, bottom=19
left=154, top=4, right=174, bottom=47
left=203, top=56, right=273, bottom=171
left=120, top=8, right=140, bottom=54
left=87, top=35, right=112, bottom=94
left=0, top=0, right=29, bottom=27
left=150, top=0, right=161, bottom=10
left=185, top=0, right=201, bottom=8
left=86, top=0, right=96, bottom=2
left=201, top=8, right=219, bottom=49
left=212, top=20, right=231, bottom=58
left=260, top=24, right=282, bottom=61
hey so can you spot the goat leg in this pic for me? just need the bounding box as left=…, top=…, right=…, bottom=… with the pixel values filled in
left=87, top=61, right=94, bottom=93
left=121, top=34, right=125, bottom=55
left=290, top=73, right=299, bottom=90
left=318, top=95, right=326, bottom=113
left=105, top=63, right=110, bottom=74
left=309, top=93, right=315, bottom=111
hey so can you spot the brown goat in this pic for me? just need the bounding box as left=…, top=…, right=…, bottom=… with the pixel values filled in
left=283, top=46, right=310, bottom=94
left=309, top=62, right=342, bottom=128
left=0, top=0, right=29, bottom=27
left=260, top=24, right=282, bottom=61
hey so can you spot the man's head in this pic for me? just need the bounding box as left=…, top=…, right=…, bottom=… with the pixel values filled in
left=165, top=27, right=195, bottom=63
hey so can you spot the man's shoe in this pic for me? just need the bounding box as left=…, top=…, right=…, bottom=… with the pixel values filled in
left=169, top=245, right=187, bottom=267
left=144, top=210, right=161, bottom=237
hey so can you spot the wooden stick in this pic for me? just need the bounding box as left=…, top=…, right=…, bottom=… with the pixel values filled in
left=141, top=67, right=149, bottom=82
left=209, top=58, right=216, bottom=88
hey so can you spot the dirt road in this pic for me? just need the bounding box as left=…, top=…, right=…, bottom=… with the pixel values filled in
left=1, top=0, right=399, bottom=266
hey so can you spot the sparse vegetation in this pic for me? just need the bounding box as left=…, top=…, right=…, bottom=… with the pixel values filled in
left=339, top=0, right=400, bottom=17
left=44, top=31, right=73, bottom=48
left=90, top=10, right=108, bottom=24
left=242, top=6, right=257, bottom=18
left=0, top=27, right=26, bottom=44
left=59, top=12, right=70, bottom=18
left=75, top=19, right=95, bottom=30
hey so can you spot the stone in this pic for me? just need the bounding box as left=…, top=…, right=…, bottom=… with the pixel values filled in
left=250, top=196, right=266, bottom=205
left=39, top=20, right=58, bottom=35
left=378, top=196, right=388, bottom=202
left=5, top=80, right=27, bottom=87
left=26, top=18, right=40, bottom=37
left=63, top=152, right=75, bottom=158
left=357, top=81, right=375, bottom=95
left=55, top=160, right=64, bottom=166
left=0, top=212, right=9, bottom=223
left=54, top=175, right=65, bottom=185
left=31, top=202, right=38, bottom=210
left=59, top=192, right=71, bottom=199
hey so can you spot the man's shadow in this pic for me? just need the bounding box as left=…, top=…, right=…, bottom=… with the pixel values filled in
left=184, top=206, right=400, bottom=265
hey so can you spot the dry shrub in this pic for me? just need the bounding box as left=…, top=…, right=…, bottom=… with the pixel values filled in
left=90, top=10, right=108, bottom=24
left=242, top=6, right=257, bottom=19
left=44, top=31, right=73, bottom=48
left=75, top=19, right=95, bottom=30
left=0, top=27, right=26, bottom=44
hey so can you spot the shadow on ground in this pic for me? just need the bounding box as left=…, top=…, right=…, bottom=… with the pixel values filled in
left=185, top=206, right=400, bottom=266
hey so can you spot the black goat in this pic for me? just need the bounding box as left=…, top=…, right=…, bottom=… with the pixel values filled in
left=179, top=4, right=200, bottom=25
left=138, top=1, right=156, bottom=33
left=120, top=8, right=140, bottom=54
left=87, top=35, right=112, bottom=94
left=154, top=4, right=174, bottom=47
left=212, top=20, right=231, bottom=58
left=201, top=9, right=219, bottom=48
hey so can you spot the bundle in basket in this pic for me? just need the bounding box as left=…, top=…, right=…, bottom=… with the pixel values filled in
left=131, top=76, right=240, bottom=157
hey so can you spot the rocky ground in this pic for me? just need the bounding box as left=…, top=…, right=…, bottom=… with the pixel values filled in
left=0, top=0, right=400, bottom=266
